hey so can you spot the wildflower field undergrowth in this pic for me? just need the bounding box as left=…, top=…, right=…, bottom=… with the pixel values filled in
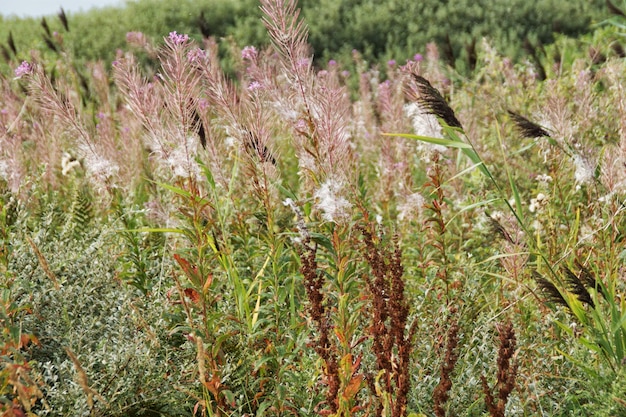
left=2, top=1, right=626, bottom=416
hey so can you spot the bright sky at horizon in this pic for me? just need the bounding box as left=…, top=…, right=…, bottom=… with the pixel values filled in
left=0, top=0, right=125, bottom=18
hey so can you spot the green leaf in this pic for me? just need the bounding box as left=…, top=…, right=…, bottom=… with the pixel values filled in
left=256, top=400, right=272, bottom=417
left=555, top=347, right=600, bottom=379
left=383, top=132, right=472, bottom=149
left=199, top=160, right=216, bottom=189
left=310, top=232, right=334, bottom=253
left=123, top=227, right=184, bottom=234
left=446, top=197, right=499, bottom=225
left=154, top=181, right=192, bottom=199
left=222, top=389, right=236, bottom=407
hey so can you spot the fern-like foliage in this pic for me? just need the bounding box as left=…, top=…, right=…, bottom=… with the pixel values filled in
left=62, top=186, right=93, bottom=239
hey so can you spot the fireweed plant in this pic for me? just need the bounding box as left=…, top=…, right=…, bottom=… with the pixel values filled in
left=1, top=0, right=626, bottom=416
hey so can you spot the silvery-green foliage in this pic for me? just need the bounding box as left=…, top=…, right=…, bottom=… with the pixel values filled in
left=8, top=199, right=193, bottom=416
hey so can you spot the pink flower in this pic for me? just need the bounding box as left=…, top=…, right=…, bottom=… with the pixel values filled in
left=387, top=59, right=396, bottom=66
left=126, top=31, right=146, bottom=45
left=241, top=45, right=258, bottom=60
left=247, top=81, right=263, bottom=91
left=14, top=61, right=32, bottom=78
left=378, top=80, right=391, bottom=102
left=413, top=53, right=423, bottom=62
left=198, top=98, right=209, bottom=111
left=168, top=31, right=189, bottom=45
left=296, top=58, right=310, bottom=69
left=294, top=119, right=308, bottom=133
left=187, top=47, right=206, bottom=63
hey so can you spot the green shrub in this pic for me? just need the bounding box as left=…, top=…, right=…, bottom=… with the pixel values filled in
left=0, top=0, right=609, bottom=72
left=5, top=190, right=193, bottom=416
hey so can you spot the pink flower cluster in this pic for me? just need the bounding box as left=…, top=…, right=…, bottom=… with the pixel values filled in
left=187, top=48, right=206, bottom=63
left=126, top=31, right=147, bottom=46
left=14, top=61, right=32, bottom=78
left=241, top=46, right=258, bottom=61
left=168, top=31, right=189, bottom=45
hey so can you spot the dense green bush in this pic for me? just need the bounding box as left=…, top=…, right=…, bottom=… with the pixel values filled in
left=300, top=0, right=607, bottom=66
left=0, top=0, right=610, bottom=71
left=0, top=0, right=255, bottom=67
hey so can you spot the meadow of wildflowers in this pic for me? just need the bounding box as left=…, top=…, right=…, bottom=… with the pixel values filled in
left=1, top=0, right=626, bottom=416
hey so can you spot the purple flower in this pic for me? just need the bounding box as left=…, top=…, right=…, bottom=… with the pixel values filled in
left=294, top=119, right=308, bottom=132
left=187, top=47, right=206, bottom=63
left=241, top=45, right=258, bottom=61
left=413, top=53, right=423, bottom=62
left=387, top=59, right=396, bottom=66
left=340, top=70, right=350, bottom=78
left=198, top=98, right=209, bottom=111
left=378, top=80, right=391, bottom=103
left=14, top=61, right=32, bottom=78
left=328, top=59, right=337, bottom=67
left=168, top=31, right=189, bottom=45
left=126, top=31, right=139, bottom=42
left=126, top=31, right=146, bottom=46
left=247, top=81, right=263, bottom=91
left=296, top=58, right=310, bottom=69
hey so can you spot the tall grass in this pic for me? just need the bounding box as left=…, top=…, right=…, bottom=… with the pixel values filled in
left=1, top=1, right=626, bottom=416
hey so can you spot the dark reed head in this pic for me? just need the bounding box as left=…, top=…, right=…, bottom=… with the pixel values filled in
left=563, top=267, right=595, bottom=308
left=409, top=74, right=463, bottom=129
left=58, top=8, right=70, bottom=32
left=533, top=271, right=569, bottom=309
left=508, top=111, right=551, bottom=139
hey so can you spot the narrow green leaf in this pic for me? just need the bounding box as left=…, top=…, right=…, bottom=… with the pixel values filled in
left=555, top=348, right=599, bottom=379
left=123, top=227, right=184, bottom=234
left=383, top=132, right=472, bottom=149
left=199, top=161, right=216, bottom=189
left=310, top=232, right=334, bottom=253
left=155, top=181, right=192, bottom=198
left=496, top=123, right=525, bottom=224
left=445, top=197, right=499, bottom=225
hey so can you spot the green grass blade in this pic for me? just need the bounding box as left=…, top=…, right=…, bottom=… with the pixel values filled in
left=383, top=132, right=472, bottom=149
left=124, top=227, right=184, bottom=234
left=496, top=122, right=525, bottom=225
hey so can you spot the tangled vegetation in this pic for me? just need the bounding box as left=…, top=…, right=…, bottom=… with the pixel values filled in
left=2, top=0, right=626, bottom=416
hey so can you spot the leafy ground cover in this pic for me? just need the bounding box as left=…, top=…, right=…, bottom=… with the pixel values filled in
left=1, top=1, right=626, bottom=416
